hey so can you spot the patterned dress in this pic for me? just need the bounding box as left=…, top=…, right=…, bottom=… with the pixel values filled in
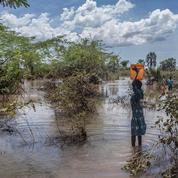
left=131, top=88, right=146, bottom=136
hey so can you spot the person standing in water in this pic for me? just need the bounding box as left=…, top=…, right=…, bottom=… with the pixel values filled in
left=160, top=75, right=167, bottom=95
left=167, top=76, right=173, bottom=91
left=131, top=80, right=146, bottom=147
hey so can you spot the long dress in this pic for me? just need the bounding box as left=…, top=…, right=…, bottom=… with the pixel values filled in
left=131, top=88, right=146, bottom=136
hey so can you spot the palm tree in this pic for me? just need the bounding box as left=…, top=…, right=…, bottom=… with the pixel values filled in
left=0, top=0, right=29, bottom=8
left=146, top=52, right=157, bottom=68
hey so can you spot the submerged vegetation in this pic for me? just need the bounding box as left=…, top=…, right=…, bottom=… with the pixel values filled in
left=122, top=151, right=152, bottom=176
left=0, top=22, right=119, bottom=139
left=0, top=1, right=178, bottom=177
left=0, top=18, right=178, bottom=176
left=157, top=95, right=178, bottom=177
left=47, top=72, right=99, bottom=141
left=44, top=40, right=109, bottom=140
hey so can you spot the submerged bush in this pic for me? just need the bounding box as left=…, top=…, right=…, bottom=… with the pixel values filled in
left=57, top=73, right=98, bottom=115
left=46, top=72, right=99, bottom=140
left=122, top=151, right=152, bottom=176
left=44, top=40, right=110, bottom=141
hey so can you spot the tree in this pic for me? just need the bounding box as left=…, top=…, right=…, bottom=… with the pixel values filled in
left=146, top=52, right=157, bottom=68
left=120, top=60, right=129, bottom=68
left=60, top=39, right=108, bottom=79
left=46, top=72, right=99, bottom=141
left=137, top=59, right=145, bottom=64
left=0, top=24, right=42, bottom=93
left=44, top=40, right=110, bottom=141
left=160, top=58, right=176, bottom=71
left=0, top=0, right=29, bottom=8
left=106, top=55, right=120, bottom=73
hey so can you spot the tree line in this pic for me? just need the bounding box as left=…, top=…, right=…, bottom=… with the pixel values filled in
left=137, top=52, right=176, bottom=71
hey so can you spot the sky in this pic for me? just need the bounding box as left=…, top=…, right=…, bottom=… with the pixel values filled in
left=0, top=0, right=178, bottom=64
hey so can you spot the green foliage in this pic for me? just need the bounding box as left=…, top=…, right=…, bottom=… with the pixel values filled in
left=0, top=99, right=33, bottom=117
left=123, top=94, right=178, bottom=178
left=156, top=94, right=178, bottom=177
left=0, top=23, right=55, bottom=81
left=43, top=40, right=117, bottom=140
left=55, top=72, right=98, bottom=116
left=122, top=151, right=152, bottom=176
left=0, top=0, right=29, bottom=8
left=106, top=55, right=120, bottom=73
left=0, top=24, right=44, bottom=117
left=0, top=24, right=27, bottom=94
left=160, top=58, right=176, bottom=71
left=145, top=67, right=162, bottom=85
left=137, top=59, right=145, bottom=64
left=157, top=95, right=178, bottom=150
left=150, top=68, right=161, bottom=81
left=120, top=60, right=129, bottom=68
left=46, top=72, right=98, bottom=139
left=0, top=24, right=44, bottom=115
left=59, top=40, right=107, bottom=79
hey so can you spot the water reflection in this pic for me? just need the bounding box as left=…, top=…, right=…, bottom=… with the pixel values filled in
left=100, top=79, right=131, bottom=98
left=0, top=79, right=164, bottom=178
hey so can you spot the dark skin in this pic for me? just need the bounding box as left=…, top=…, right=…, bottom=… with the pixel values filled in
left=131, top=80, right=143, bottom=147
left=132, top=135, right=142, bottom=147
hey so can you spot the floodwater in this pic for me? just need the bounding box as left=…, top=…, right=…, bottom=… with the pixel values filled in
left=0, top=79, right=165, bottom=178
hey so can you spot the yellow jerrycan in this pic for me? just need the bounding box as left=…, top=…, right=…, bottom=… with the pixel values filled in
left=130, top=64, right=144, bottom=80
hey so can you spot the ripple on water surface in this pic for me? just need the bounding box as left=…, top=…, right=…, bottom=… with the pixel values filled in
left=0, top=79, right=164, bottom=178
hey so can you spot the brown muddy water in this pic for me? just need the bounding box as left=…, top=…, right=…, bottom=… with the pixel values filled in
left=0, top=79, right=165, bottom=178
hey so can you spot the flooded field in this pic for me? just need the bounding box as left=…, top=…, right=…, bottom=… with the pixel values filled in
left=0, top=79, right=165, bottom=178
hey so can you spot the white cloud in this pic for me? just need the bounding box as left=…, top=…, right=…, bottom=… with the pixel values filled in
left=1, top=12, right=55, bottom=39
left=1, top=0, right=178, bottom=47
left=60, top=0, right=134, bottom=29
left=87, top=8, right=178, bottom=46
left=1, top=13, right=35, bottom=27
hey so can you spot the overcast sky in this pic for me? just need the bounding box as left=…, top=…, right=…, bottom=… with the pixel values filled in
left=1, top=0, right=178, bottom=63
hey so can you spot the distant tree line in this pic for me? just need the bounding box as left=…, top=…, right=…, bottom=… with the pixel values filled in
left=160, top=58, right=176, bottom=71
left=136, top=52, right=176, bottom=72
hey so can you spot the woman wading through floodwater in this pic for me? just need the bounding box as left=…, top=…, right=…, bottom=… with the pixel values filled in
left=130, top=79, right=146, bottom=147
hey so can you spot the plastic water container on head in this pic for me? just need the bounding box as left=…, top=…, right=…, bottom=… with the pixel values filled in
left=130, top=64, right=144, bottom=80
